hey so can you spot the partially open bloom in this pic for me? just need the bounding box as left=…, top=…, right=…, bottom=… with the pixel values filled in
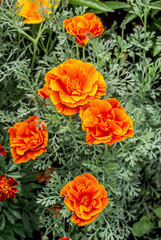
left=8, top=115, right=48, bottom=164
left=38, top=59, right=106, bottom=115
left=36, top=167, right=54, bottom=183
left=60, top=173, right=109, bottom=226
left=63, top=13, right=104, bottom=46
left=0, top=175, right=18, bottom=202
left=80, top=98, right=134, bottom=145
left=16, top=0, right=58, bottom=24
left=0, top=145, right=6, bottom=157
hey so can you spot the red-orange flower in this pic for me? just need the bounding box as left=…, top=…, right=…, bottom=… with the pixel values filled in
left=38, top=59, right=106, bottom=115
left=80, top=98, right=134, bottom=145
left=8, top=115, right=48, bottom=164
left=60, top=173, right=109, bottom=226
left=58, top=238, right=71, bottom=240
left=16, top=0, right=58, bottom=24
left=36, top=167, right=54, bottom=183
left=0, top=175, right=18, bottom=202
left=63, top=13, right=104, bottom=46
left=0, top=145, right=6, bottom=157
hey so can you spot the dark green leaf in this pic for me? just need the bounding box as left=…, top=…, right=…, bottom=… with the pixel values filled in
left=104, top=1, right=130, bottom=10
left=153, top=207, right=161, bottom=218
left=12, top=226, right=26, bottom=238
left=22, top=212, right=30, bottom=232
left=5, top=210, right=15, bottom=224
left=7, top=172, right=26, bottom=178
left=123, top=13, right=137, bottom=25
left=7, top=207, right=22, bottom=219
left=148, top=1, right=161, bottom=10
left=0, top=215, right=5, bottom=231
left=132, top=216, right=153, bottom=237
left=158, top=220, right=161, bottom=228
left=7, top=162, right=18, bottom=172
left=69, top=0, right=114, bottom=12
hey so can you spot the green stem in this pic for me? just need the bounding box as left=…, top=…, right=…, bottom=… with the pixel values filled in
left=31, top=40, right=38, bottom=71
left=143, top=4, right=148, bottom=57
left=76, top=43, right=80, bottom=59
left=30, top=23, right=46, bottom=70
left=82, top=46, right=85, bottom=61
left=15, top=27, right=35, bottom=43
left=67, top=115, right=72, bottom=127
left=16, top=32, right=21, bottom=59
left=115, top=141, right=130, bottom=156
left=97, top=56, right=99, bottom=66
left=46, top=29, right=52, bottom=54
left=48, top=34, right=57, bottom=54
left=104, top=145, right=108, bottom=158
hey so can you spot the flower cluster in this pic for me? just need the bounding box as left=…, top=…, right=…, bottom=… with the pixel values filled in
left=8, top=115, right=48, bottom=164
left=0, top=175, right=18, bottom=202
left=63, top=13, right=104, bottom=46
left=3, top=6, right=135, bottom=230
left=60, top=173, right=109, bottom=226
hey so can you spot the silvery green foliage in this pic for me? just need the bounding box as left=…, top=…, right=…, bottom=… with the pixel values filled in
left=0, top=0, right=161, bottom=239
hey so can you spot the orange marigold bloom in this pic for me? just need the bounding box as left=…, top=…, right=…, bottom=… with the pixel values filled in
left=36, top=167, right=54, bottom=183
left=38, top=59, right=106, bottom=115
left=16, top=0, right=58, bottom=24
left=8, top=115, right=48, bottom=164
left=0, top=145, right=6, bottom=157
left=63, top=13, right=104, bottom=46
left=0, top=175, right=18, bottom=202
left=60, top=173, right=109, bottom=226
left=80, top=98, right=134, bottom=145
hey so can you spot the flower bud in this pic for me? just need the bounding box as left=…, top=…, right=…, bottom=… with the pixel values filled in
left=42, top=236, right=49, bottom=240
left=62, top=0, right=68, bottom=7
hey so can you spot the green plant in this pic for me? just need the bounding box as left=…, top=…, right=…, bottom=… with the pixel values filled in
left=0, top=0, right=161, bottom=240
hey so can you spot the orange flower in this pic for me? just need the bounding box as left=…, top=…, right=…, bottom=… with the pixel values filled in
left=8, top=115, right=48, bottom=164
left=38, top=59, right=106, bottom=115
left=36, top=167, right=54, bottom=183
left=0, top=175, right=18, bottom=202
left=80, top=98, right=134, bottom=145
left=58, top=238, right=71, bottom=240
left=60, top=173, right=109, bottom=226
left=63, top=13, right=104, bottom=46
left=38, top=83, right=51, bottom=99
left=16, top=0, right=58, bottom=24
left=0, top=145, right=6, bottom=157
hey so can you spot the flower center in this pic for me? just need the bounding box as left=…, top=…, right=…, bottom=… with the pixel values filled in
left=1, top=184, right=10, bottom=193
left=80, top=195, right=90, bottom=206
